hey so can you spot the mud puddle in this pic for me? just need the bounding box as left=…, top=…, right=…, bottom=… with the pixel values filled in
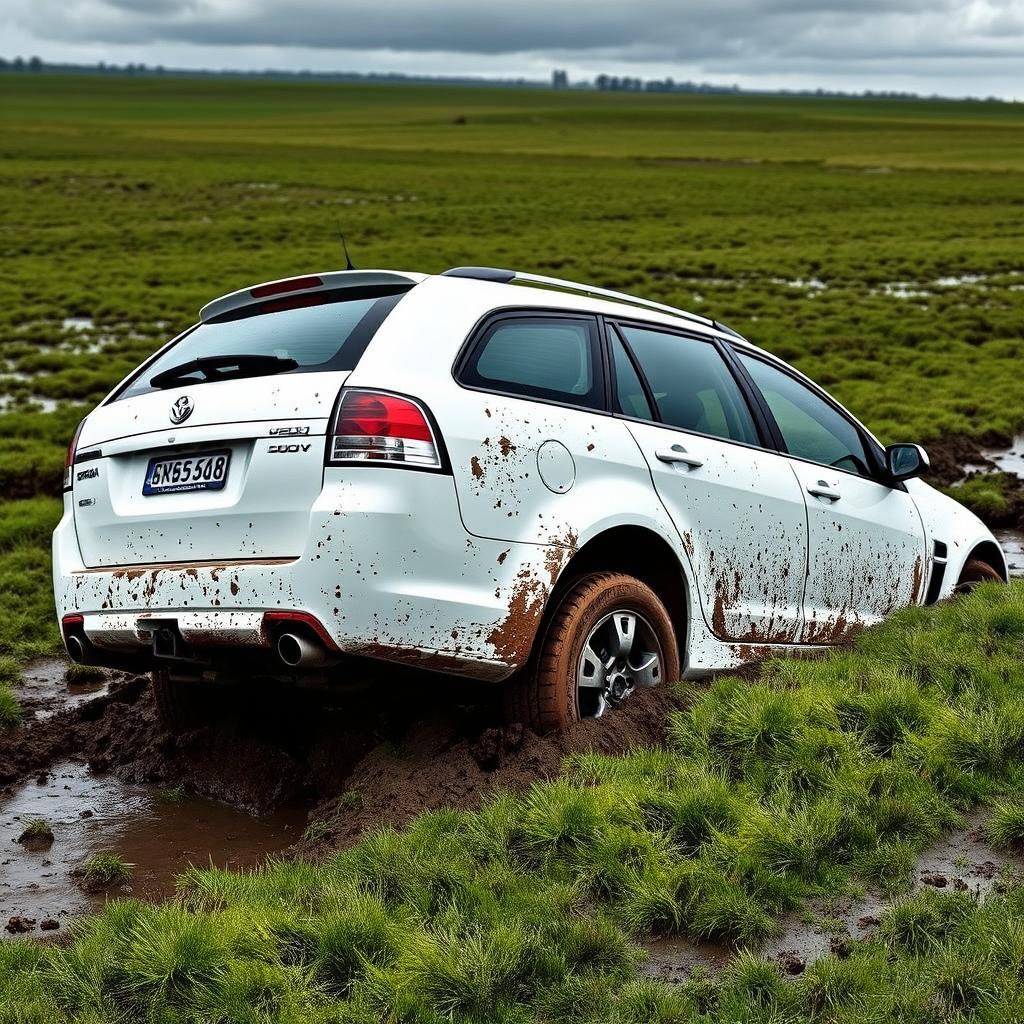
left=17, top=659, right=110, bottom=721
left=979, top=436, right=1024, bottom=478
left=642, top=810, right=1023, bottom=981
left=996, top=529, right=1024, bottom=577
left=1, top=759, right=304, bottom=937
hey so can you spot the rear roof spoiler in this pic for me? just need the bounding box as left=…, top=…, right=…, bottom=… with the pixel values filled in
left=199, top=270, right=423, bottom=323
left=442, top=266, right=744, bottom=338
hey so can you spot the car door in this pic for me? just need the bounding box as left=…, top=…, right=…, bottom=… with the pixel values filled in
left=735, top=351, right=927, bottom=642
left=611, top=322, right=808, bottom=644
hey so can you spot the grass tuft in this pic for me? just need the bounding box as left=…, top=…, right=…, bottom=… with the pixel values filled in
left=988, top=800, right=1024, bottom=850
left=79, top=853, right=133, bottom=888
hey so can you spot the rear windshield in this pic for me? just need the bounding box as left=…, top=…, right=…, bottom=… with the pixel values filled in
left=115, top=290, right=406, bottom=401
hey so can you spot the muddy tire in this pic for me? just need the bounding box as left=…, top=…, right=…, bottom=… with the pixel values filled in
left=150, top=669, right=204, bottom=733
left=954, top=558, right=1004, bottom=595
left=506, top=572, right=680, bottom=734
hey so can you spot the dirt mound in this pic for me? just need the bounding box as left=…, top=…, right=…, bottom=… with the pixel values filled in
left=1, top=668, right=677, bottom=853
left=300, top=684, right=675, bottom=853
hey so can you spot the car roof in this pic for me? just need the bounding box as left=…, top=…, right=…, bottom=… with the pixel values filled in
left=421, top=271, right=759, bottom=351
left=198, top=266, right=760, bottom=354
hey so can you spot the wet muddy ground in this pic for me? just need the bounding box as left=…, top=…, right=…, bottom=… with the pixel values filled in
left=1, top=657, right=673, bottom=936
left=2, top=759, right=303, bottom=931
left=16, top=661, right=109, bottom=721
left=644, top=809, right=1024, bottom=981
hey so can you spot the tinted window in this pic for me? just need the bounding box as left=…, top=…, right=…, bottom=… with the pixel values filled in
left=463, top=316, right=602, bottom=408
left=118, top=292, right=404, bottom=400
left=739, top=354, right=871, bottom=476
left=610, top=330, right=653, bottom=419
left=618, top=325, right=759, bottom=445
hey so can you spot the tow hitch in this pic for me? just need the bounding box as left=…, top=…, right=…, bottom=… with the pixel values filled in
left=144, top=619, right=194, bottom=661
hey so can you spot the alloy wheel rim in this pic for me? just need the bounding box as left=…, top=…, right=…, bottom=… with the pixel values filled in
left=576, top=609, right=663, bottom=719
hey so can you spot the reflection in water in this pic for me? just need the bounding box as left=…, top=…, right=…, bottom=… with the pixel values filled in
left=997, top=530, right=1024, bottom=578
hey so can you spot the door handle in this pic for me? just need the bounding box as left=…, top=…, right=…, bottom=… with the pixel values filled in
left=656, top=445, right=704, bottom=469
left=807, top=480, right=841, bottom=501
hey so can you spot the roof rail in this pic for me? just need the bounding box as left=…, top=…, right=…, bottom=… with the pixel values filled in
left=442, top=266, right=716, bottom=330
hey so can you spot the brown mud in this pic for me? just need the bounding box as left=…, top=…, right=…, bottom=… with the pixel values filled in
left=1, top=657, right=676, bottom=933
left=2, top=759, right=303, bottom=933
left=930, top=433, right=1024, bottom=531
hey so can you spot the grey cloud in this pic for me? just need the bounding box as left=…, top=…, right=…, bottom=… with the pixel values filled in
left=5, top=0, right=1024, bottom=85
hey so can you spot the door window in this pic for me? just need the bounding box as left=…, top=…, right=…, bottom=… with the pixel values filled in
left=738, top=354, right=872, bottom=476
left=617, top=325, right=759, bottom=445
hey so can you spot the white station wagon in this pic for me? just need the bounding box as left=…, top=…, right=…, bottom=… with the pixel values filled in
left=53, top=268, right=1006, bottom=732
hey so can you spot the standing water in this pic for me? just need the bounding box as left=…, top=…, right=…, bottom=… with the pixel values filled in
left=1, top=760, right=305, bottom=934
left=2, top=662, right=307, bottom=937
left=980, top=436, right=1024, bottom=578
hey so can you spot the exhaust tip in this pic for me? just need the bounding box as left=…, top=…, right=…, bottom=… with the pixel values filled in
left=66, top=634, right=86, bottom=664
left=276, top=633, right=304, bottom=668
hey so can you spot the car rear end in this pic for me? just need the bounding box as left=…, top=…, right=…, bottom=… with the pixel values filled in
left=53, top=270, right=511, bottom=682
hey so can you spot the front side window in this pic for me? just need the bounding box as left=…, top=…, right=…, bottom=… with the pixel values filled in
left=617, top=324, right=759, bottom=445
left=461, top=316, right=603, bottom=409
left=738, top=353, right=872, bottom=476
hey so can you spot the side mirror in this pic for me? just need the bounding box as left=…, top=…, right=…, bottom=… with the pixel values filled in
left=886, top=443, right=930, bottom=482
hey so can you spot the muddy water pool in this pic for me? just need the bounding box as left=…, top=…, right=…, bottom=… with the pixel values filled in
left=1, top=759, right=304, bottom=935
left=2, top=662, right=306, bottom=936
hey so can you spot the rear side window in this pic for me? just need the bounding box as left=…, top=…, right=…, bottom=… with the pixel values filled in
left=460, top=315, right=604, bottom=409
left=617, top=324, right=759, bottom=445
left=116, top=291, right=405, bottom=401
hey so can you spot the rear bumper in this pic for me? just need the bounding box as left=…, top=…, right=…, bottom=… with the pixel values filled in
left=53, top=472, right=572, bottom=682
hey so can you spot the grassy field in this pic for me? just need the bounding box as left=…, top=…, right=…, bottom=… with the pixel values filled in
left=3, top=583, right=1024, bottom=1021
left=3, top=76, right=1024, bottom=1018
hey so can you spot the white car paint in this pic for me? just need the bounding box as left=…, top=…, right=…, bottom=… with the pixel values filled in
left=53, top=268, right=1006, bottom=687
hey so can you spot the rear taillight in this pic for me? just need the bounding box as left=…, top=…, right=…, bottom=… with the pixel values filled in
left=327, top=389, right=441, bottom=469
left=63, top=420, right=85, bottom=490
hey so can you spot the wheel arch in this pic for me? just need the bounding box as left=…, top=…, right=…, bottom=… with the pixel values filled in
left=543, top=524, right=691, bottom=655
left=963, top=539, right=1009, bottom=583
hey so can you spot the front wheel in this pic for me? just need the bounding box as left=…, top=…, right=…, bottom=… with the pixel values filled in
left=954, top=558, right=1004, bottom=595
left=506, top=572, right=680, bottom=734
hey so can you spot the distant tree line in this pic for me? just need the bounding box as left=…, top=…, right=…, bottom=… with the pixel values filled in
left=595, top=74, right=741, bottom=94
left=0, top=56, right=1010, bottom=103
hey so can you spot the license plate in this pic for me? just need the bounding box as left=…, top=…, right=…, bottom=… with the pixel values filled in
left=143, top=450, right=231, bottom=495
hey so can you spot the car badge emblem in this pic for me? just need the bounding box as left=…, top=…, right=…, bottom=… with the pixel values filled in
left=169, top=395, right=194, bottom=424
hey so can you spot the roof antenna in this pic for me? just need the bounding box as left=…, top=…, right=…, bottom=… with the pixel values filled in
left=338, top=226, right=356, bottom=271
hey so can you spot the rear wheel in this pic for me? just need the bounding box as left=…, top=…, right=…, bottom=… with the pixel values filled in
left=150, top=669, right=205, bottom=733
left=954, top=558, right=1004, bottom=595
left=506, top=572, right=680, bottom=734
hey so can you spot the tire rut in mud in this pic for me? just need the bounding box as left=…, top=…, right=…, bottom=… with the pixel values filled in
left=1, top=668, right=677, bottom=856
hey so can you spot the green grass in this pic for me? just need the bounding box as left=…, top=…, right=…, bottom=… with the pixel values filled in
left=17, top=818, right=53, bottom=843
left=63, top=662, right=106, bottom=684
left=0, top=654, right=21, bottom=726
left=2, top=583, right=1024, bottom=1021
left=78, top=852, right=134, bottom=888
left=988, top=799, right=1024, bottom=850
left=944, top=472, right=1018, bottom=523
left=156, top=785, right=188, bottom=806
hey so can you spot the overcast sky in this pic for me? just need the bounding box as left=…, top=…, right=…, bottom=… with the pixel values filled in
left=4, top=0, right=1024, bottom=98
